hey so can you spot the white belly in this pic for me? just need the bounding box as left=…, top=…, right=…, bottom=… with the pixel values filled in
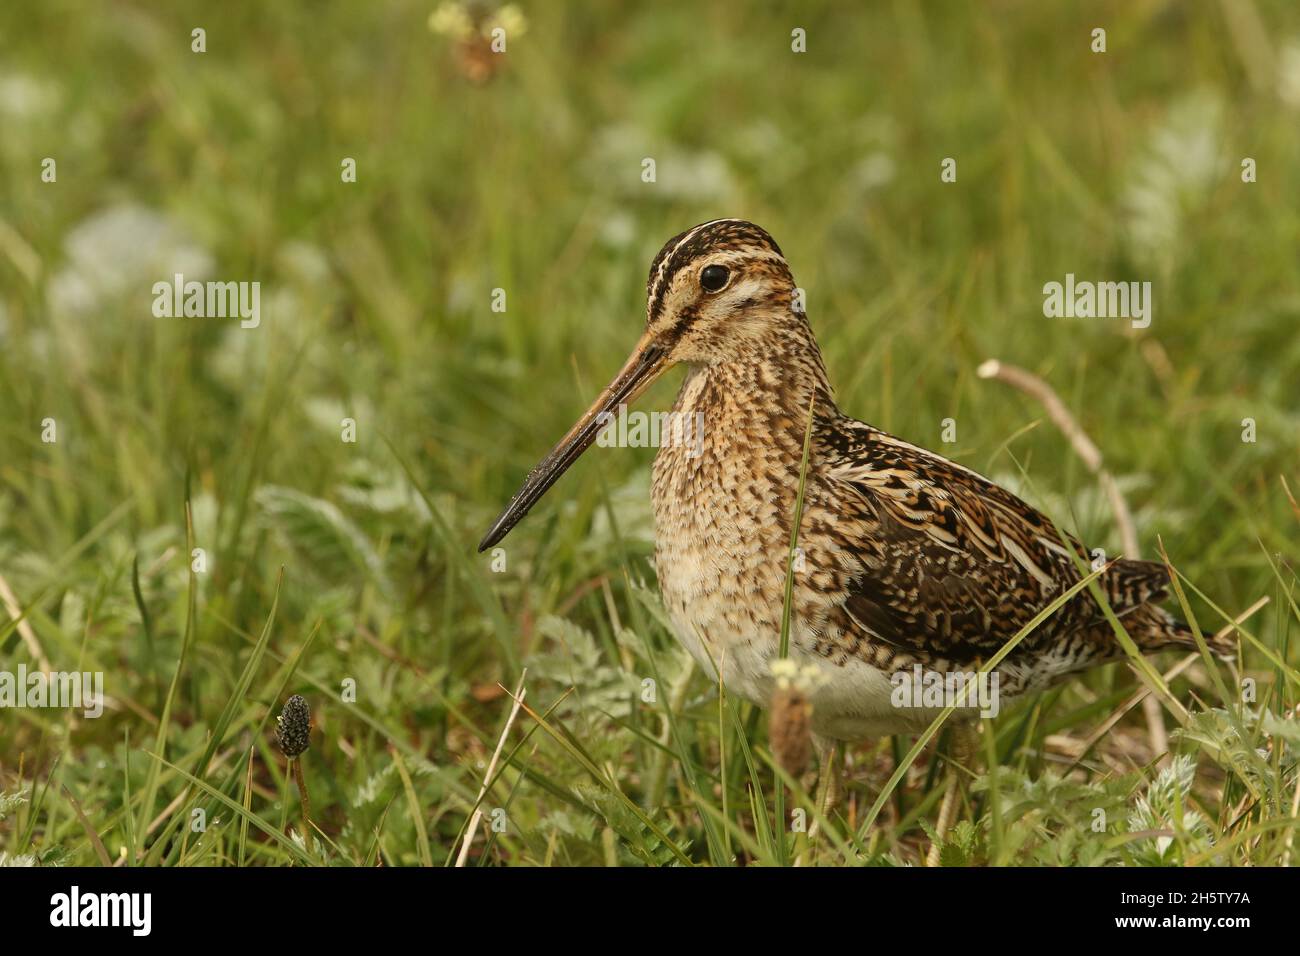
left=661, top=592, right=959, bottom=740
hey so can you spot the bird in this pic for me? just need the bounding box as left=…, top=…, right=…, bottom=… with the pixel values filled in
left=478, top=218, right=1232, bottom=856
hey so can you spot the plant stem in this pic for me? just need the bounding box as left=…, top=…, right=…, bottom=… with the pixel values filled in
left=291, top=757, right=311, bottom=841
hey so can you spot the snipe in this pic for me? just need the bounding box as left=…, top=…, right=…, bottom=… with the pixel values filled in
left=479, top=219, right=1231, bottom=848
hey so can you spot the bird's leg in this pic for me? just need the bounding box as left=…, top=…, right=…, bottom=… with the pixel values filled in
left=801, top=732, right=842, bottom=862
left=812, top=733, right=842, bottom=820
left=795, top=734, right=841, bottom=866
left=926, top=722, right=980, bottom=867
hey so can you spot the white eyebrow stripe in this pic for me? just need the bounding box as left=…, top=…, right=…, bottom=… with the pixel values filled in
left=650, top=219, right=744, bottom=301
left=709, top=248, right=784, bottom=267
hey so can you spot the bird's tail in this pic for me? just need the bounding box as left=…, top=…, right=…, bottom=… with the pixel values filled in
left=1099, top=558, right=1235, bottom=661
left=1126, top=602, right=1236, bottom=661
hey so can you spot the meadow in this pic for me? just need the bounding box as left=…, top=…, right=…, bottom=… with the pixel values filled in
left=1, top=0, right=1298, bottom=867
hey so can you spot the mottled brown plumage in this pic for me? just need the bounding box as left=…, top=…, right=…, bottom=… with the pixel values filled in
left=481, top=219, right=1231, bottom=743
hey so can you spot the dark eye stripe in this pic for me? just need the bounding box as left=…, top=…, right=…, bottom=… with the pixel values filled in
left=645, top=220, right=785, bottom=323
left=670, top=304, right=701, bottom=338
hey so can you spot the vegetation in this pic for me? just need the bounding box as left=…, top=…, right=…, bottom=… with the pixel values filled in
left=1, top=1, right=1297, bottom=866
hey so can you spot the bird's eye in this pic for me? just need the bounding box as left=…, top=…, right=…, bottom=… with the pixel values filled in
left=699, top=264, right=730, bottom=293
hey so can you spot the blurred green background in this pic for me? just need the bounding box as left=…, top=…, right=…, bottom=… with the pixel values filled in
left=1, top=1, right=1297, bottom=866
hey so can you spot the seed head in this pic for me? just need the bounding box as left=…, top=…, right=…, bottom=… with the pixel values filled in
left=768, top=659, right=828, bottom=777
left=769, top=684, right=813, bottom=777
left=275, top=694, right=311, bottom=758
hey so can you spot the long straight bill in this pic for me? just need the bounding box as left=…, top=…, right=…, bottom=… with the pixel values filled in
left=478, top=335, right=669, bottom=551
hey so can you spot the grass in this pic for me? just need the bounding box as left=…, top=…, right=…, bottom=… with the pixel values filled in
left=1, top=0, right=1298, bottom=866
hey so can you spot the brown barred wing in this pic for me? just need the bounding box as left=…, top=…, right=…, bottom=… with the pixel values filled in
left=819, top=421, right=1153, bottom=666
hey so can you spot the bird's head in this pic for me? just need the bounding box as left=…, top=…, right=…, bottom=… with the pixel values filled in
left=640, top=218, right=799, bottom=365
left=478, top=219, right=814, bottom=552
